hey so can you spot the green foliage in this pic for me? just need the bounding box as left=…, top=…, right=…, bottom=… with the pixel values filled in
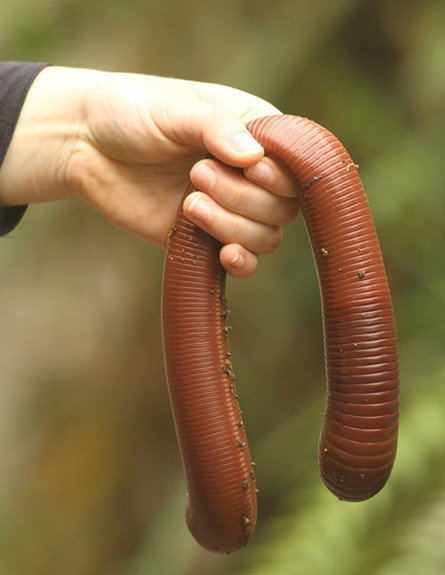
left=1, top=1, right=445, bottom=574
left=232, top=364, right=445, bottom=575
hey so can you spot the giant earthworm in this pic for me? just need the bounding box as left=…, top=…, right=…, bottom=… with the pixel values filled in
left=162, top=114, right=399, bottom=553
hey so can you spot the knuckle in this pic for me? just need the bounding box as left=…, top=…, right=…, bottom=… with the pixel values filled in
left=230, top=187, right=249, bottom=214
left=220, top=217, right=244, bottom=246
left=261, top=226, right=282, bottom=254
left=281, top=200, right=299, bottom=224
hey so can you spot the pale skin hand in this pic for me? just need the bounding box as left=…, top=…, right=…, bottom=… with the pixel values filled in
left=0, top=67, right=298, bottom=278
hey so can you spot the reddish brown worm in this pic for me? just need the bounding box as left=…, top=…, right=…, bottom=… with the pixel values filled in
left=162, top=114, right=399, bottom=553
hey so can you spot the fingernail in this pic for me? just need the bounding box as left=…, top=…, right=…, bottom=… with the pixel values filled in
left=187, top=195, right=212, bottom=224
left=229, top=252, right=245, bottom=268
left=246, top=161, right=273, bottom=185
left=230, top=131, right=263, bottom=155
left=192, top=163, right=215, bottom=189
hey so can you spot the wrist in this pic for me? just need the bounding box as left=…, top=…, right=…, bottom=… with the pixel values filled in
left=0, top=66, right=89, bottom=206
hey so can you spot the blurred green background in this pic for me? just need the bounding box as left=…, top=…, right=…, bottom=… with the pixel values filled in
left=1, top=0, right=445, bottom=573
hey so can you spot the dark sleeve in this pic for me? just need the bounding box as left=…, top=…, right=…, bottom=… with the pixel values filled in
left=0, top=62, right=50, bottom=235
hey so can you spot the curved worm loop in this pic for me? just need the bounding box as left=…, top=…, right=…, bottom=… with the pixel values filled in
left=162, top=114, right=399, bottom=552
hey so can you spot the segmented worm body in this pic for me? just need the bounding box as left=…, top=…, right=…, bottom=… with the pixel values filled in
left=162, top=115, right=399, bottom=553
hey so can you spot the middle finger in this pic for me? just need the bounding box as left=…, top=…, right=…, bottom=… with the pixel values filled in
left=190, top=159, right=299, bottom=227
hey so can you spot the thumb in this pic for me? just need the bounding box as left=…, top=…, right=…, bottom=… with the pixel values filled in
left=202, top=111, right=265, bottom=167
left=175, top=101, right=266, bottom=167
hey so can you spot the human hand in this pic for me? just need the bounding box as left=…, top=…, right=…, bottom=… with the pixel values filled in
left=0, top=67, right=298, bottom=277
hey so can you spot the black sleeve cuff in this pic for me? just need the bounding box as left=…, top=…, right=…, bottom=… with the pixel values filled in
left=0, top=205, right=28, bottom=235
left=0, top=62, right=50, bottom=235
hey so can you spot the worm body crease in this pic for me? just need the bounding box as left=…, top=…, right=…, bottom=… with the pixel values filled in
left=162, top=114, right=399, bottom=553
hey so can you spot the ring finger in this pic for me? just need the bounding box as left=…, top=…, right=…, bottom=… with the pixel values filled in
left=183, top=191, right=283, bottom=256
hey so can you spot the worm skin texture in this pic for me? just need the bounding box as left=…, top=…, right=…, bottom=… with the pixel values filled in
left=162, top=114, right=399, bottom=552
left=162, top=188, right=257, bottom=554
